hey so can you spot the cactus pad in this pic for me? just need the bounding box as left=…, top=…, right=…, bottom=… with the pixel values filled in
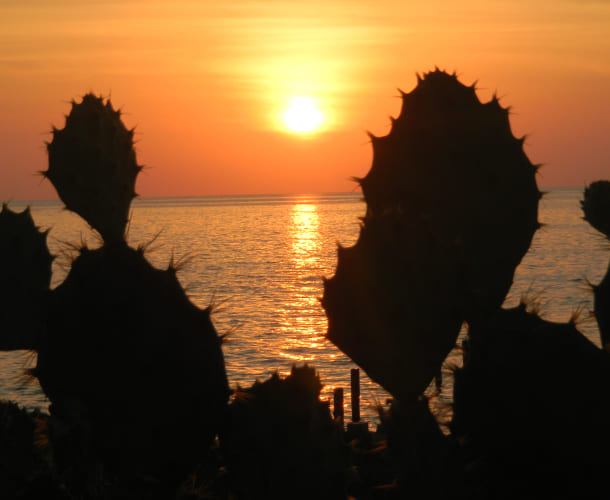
left=44, top=93, right=141, bottom=244
left=581, top=180, right=610, bottom=348
left=322, top=69, right=541, bottom=400
left=0, top=204, right=52, bottom=349
left=581, top=180, right=610, bottom=238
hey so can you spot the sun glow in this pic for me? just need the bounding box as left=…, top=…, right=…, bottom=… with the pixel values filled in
left=282, top=97, right=324, bottom=134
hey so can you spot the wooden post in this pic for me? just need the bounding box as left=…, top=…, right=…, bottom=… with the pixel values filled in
left=351, top=368, right=360, bottom=423
left=333, top=387, right=344, bottom=425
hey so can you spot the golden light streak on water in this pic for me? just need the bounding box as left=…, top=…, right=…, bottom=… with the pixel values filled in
left=278, top=202, right=326, bottom=365
left=290, top=203, right=322, bottom=267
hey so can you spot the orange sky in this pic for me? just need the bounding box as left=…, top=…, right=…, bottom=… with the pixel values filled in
left=1, top=0, right=609, bottom=200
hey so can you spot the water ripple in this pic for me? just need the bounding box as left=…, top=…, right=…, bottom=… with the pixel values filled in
left=2, top=189, right=607, bottom=424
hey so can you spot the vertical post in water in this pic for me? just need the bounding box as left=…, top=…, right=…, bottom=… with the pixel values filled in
left=351, top=368, right=360, bottom=423
left=333, top=387, right=344, bottom=426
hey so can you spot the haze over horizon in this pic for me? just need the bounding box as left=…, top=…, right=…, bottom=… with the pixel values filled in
left=1, top=0, right=609, bottom=201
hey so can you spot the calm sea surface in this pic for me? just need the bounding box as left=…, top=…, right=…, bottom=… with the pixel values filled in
left=1, top=188, right=608, bottom=423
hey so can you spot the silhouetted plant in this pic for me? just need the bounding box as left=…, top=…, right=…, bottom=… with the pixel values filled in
left=581, top=180, right=610, bottom=348
left=43, top=93, right=141, bottom=245
left=322, top=70, right=610, bottom=498
left=582, top=180, right=610, bottom=238
left=0, top=204, right=52, bottom=350
left=452, top=303, right=610, bottom=498
left=322, top=69, right=541, bottom=401
left=1, top=94, right=229, bottom=497
left=221, top=365, right=348, bottom=500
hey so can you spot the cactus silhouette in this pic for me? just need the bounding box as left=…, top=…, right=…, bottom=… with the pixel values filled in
left=1, top=94, right=229, bottom=494
left=581, top=180, right=610, bottom=348
left=221, top=365, right=347, bottom=500
left=43, top=93, right=141, bottom=244
left=0, top=204, right=52, bottom=350
left=452, top=303, right=610, bottom=498
left=322, top=69, right=541, bottom=400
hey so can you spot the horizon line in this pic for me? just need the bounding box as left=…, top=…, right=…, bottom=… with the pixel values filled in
left=2, top=185, right=586, bottom=205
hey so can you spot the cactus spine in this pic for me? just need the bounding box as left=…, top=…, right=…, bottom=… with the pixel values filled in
left=322, top=69, right=541, bottom=400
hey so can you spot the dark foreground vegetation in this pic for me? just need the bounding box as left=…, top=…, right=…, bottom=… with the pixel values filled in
left=1, top=70, right=610, bottom=499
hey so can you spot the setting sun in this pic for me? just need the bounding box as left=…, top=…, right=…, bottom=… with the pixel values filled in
left=282, top=97, right=324, bottom=134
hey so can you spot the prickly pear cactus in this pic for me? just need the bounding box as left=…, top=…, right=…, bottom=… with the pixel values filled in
left=452, top=304, right=610, bottom=498
left=322, top=69, right=541, bottom=400
left=36, top=245, right=228, bottom=489
left=0, top=204, right=52, bottom=350
left=23, top=93, right=229, bottom=492
left=581, top=180, right=610, bottom=348
left=44, top=93, right=141, bottom=244
left=582, top=181, right=610, bottom=238
left=222, top=365, right=347, bottom=499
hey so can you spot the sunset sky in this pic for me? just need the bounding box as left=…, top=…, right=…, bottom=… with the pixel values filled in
left=1, top=0, right=609, bottom=200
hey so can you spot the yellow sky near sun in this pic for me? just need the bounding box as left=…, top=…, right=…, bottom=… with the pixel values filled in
left=1, top=0, right=609, bottom=199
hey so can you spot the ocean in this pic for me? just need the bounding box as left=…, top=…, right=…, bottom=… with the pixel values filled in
left=0, top=188, right=608, bottom=424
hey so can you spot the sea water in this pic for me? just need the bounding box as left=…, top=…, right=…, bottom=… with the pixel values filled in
left=0, top=188, right=607, bottom=423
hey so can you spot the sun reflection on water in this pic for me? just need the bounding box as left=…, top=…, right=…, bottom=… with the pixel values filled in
left=290, top=203, right=322, bottom=268
left=278, top=202, right=327, bottom=365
